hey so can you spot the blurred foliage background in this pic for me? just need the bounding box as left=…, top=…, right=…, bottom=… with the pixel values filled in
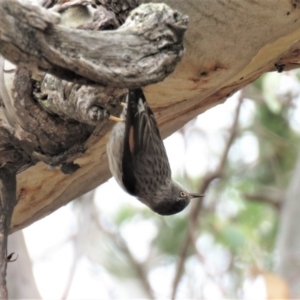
left=13, top=70, right=300, bottom=299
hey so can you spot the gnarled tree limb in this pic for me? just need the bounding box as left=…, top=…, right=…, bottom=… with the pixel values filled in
left=0, top=1, right=189, bottom=295
left=0, top=166, right=17, bottom=299
left=0, top=0, right=299, bottom=232
left=0, top=1, right=188, bottom=87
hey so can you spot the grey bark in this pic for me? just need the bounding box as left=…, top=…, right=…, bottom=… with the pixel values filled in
left=7, top=231, right=41, bottom=299
left=0, top=1, right=187, bottom=296
left=0, top=166, right=17, bottom=300
left=0, top=0, right=189, bottom=297
left=0, top=0, right=187, bottom=171
left=277, top=149, right=300, bottom=298
left=0, top=0, right=187, bottom=87
left=5, top=0, right=300, bottom=233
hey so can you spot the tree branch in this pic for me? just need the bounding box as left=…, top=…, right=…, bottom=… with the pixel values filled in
left=0, top=166, right=17, bottom=299
left=93, top=213, right=155, bottom=299
left=188, top=225, right=227, bottom=297
left=0, top=1, right=188, bottom=87
left=171, top=91, right=244, bottom=299
left=243, top=191, right=283, bottom=210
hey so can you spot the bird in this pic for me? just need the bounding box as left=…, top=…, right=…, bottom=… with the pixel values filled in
left=107, top=88, right=204, bottom=215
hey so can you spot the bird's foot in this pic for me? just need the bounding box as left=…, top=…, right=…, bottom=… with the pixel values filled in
left=109, top=115, right=124, bottom=122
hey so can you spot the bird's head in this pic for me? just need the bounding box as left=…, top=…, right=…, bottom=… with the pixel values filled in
left=149, top=181, right=204, bottom=216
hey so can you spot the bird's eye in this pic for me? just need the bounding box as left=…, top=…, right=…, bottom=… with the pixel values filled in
left=180, top=191, right=186, bottom=197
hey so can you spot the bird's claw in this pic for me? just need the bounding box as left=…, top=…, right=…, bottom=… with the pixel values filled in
left=109, top=115, right=124, bottom=122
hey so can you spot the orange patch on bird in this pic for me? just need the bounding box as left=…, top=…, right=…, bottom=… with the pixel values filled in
left=129, top=126, right=134, bottom=153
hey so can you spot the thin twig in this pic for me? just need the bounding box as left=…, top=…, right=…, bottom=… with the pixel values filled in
left=254, top=122, right=296, bottom=149
left=188, top=225, right=227, bottom=297
left=91, top=209, right=155, bottom=299
left=243, top=192, right=283, bottom=210
left=171, top=91, right=244, bottom=299
left=61, top=192, right=96, bottom=300
left=61, top=235, right=82, bottom=300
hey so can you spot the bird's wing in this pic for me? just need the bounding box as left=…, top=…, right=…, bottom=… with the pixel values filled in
left=131, top=89, right=171, bottom=175
left=122, top=89, right=172, bottom=195
left=121, top=90, right=138, bottom=195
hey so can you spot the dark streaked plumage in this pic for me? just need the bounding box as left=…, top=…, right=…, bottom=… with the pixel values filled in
left=107, top=88, right=203, bottom=215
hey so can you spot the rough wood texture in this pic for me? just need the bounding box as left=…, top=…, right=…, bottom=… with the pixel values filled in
left=0, top=166, right=17, bottom=299
left=0, top=0, right=300, bottom=231
left=0, top=0, right=187, bottom=87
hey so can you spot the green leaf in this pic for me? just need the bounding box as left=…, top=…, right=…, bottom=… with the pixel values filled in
left=261, top=73, right=282, bottom=113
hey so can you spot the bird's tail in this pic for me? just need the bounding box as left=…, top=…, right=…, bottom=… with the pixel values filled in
left=128, top=88, right=145, bottom=110
left=127, top=88, right=155, bottom=118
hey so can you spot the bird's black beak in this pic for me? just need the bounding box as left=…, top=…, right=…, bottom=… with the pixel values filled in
left=189, top=193, right=204, bottom=199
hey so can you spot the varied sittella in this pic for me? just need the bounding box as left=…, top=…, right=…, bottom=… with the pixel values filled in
left=107, top=88, right=204, bottom=215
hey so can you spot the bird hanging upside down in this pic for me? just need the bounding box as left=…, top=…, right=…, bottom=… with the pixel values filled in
left=107, top=88, right=204, bottom=215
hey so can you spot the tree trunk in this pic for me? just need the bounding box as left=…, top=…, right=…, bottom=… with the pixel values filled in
left=276, top=149, right=300, bottom=298
left=0, top=167, right=17, bottom=299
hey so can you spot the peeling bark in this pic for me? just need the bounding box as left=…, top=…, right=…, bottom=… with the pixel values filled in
left=0, top=1, right=187, bottom=87
left=0, top=1, right=187, bottom=173
left=34, top=75, right=126, bottom=127
left=0, top=0, right=188, bottom=294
